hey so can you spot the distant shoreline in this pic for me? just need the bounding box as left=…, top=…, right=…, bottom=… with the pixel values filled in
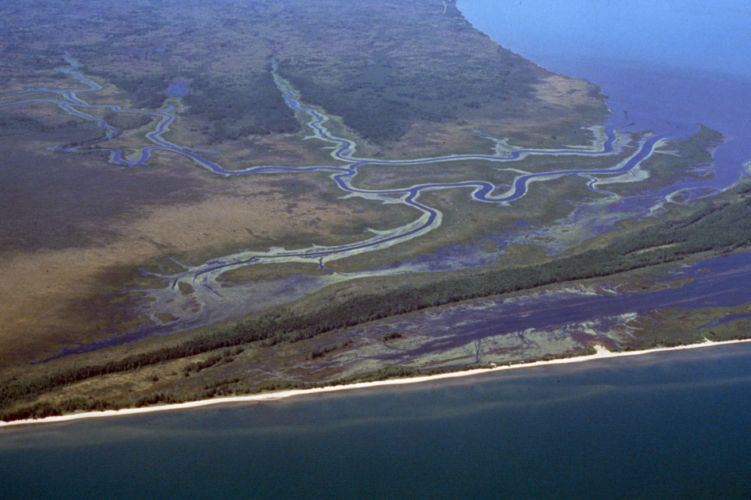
left=3, top=338, right=750, bottom=429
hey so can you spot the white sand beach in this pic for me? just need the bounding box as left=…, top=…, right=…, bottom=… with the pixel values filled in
left=2, top=338, right=750, bottom=429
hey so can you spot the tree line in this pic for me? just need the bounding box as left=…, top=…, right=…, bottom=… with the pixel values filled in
left=3, top=189, right=751, bottom=420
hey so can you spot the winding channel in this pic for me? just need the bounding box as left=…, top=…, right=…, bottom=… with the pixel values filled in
left=1, top=57, right=666, bottom=336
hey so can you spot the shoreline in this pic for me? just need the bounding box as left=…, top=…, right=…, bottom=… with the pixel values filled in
left=3, top=338, right=751, bottom=429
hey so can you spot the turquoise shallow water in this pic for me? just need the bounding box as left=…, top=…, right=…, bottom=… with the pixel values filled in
left=3, top=344, right=751, bottom=499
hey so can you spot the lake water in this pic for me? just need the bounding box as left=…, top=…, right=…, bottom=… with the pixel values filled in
left=3, top=2, right=751, bottom=498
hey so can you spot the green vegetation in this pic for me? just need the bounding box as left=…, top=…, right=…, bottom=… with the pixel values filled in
left=605, top=126, right=723, bottom=197
left=309, top=340, right=353, bottom=360
left=0, top=0, right=744, bottom=423
left=276, top=34, right=540, bottom=144
left=105, top=73, right=170, bottom=109
left=383, top=332, right=405, bottom=342
left=1, top=0, right=581, bottom=147
left=183, top=348, right=243, bottom=375
left=0, top=144, right=203, bottom=253
left=177, top=281, right=194, bottom=295
left=0, top=113, right=51, bottom=135
left=102, top=110, right=152, bottom=131
left=3, top=184, right=751, bottom=420
left=184, top=72, right=299, bottom=142
left=0, top=398, right=116, bottom=422
left=218, top=262, right=328, bottom=284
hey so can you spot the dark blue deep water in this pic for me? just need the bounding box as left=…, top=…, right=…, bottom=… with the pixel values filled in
left=3, top=344, right=751, bottom=499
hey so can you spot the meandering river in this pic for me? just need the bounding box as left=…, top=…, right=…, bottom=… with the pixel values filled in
left=2, top=2, right=751, bottom=496
left=2, top=50, right=671, bottom=350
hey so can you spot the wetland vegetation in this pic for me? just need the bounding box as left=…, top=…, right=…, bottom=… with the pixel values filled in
left=1, top=0, right=749, bottom=421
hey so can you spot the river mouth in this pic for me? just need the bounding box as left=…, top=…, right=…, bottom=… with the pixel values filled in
left=457, top=0, right=751, bottom=190
left=6, top=0, right=747, bottom=360
left=4, top=2, right=751, bottom=497
left=127, top=17, right=751, bottom=345
left=3, top=0, right=751, bottom=427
